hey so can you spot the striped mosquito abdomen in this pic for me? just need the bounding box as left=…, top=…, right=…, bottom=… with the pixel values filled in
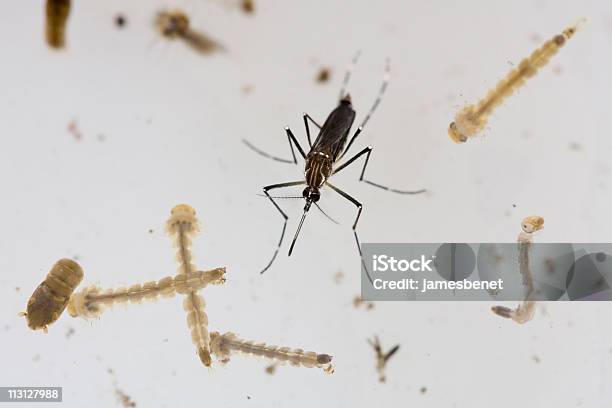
left=210, top=331, right=334, bottom=373
left=24, top=258, right=83, bottom=332
left=67, top=268, right=226, bottom=319
left=45, top=0, right=71, bottom=49
left=449, top=20, right=584, bottom=143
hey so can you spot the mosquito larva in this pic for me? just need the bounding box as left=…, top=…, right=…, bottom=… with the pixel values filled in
left=166, top=204, right=216, bottom=367
left=368, top=335, right=399, bottom=383
left=45, top=0, right=71, bottom=49
left=448, top=20, right=584, bottom=143
left=210, top=331, right=334, bottom=373
left=22, top=259, right=83, bottom=333
left=491, top=216, right=544, bottom=324
left=155, top=10, right=223, bottom=55
left=67, top=268, right=226, bottom=319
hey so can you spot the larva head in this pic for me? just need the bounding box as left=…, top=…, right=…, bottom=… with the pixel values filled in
left=209, top=267, right=226, bottom=284
left=448, top=122, right=468, bottom=144
left=521, top=216, right=544, bottom=234
left=166, top=204, right=199, bottom=234
left=156, top=10, right=189, bottom=38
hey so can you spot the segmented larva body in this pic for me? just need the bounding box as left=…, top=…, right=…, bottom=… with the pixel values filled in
left=166, top=204, right=214, bottom=367
left=45, top=0, right=71, bottom=49
left=67, top=268, right=225, bottom=319
left=155, top=10, right=223, bottom=55
left=23, top=259, right=83, bottom=332
left=449, top=20, right=584, bottom=143
left=491, top=216, right=544, bottom=324
left=210, top=331, right=335, bottom=374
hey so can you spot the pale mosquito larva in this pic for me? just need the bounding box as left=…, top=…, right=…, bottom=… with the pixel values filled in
left=448, top=20, right=585, bottom=143
left=368, top=335, right=399, bottom=383
left=209, top=331, right=335, bottom=374
left=22, top=259, right=83, bottom=333
left=67, top=268, right=226, bottom=319
left=166, top=204, right=215, bottom=367
left=155, top=10, right=223, bottom=55
left=45, top=0, right=71, bottom=49
left=491, top=216, right=544, bottom=324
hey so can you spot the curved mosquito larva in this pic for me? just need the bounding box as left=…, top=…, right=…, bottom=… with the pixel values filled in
left=67, top=268, right=226, bottom=319
left=449, top=20, right=585, bottom=143
left=22, top=258, right=83, bottom=332
left=45, top=0, right=71, bottom=49
left=209, top=331, right=335, bottom=374
left=491, top=216, right=544, bottom=324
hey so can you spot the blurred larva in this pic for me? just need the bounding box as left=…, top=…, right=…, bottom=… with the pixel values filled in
left=155, top=10, right=223, bottom=55
left=45, top=0, right=71, bottom=49
left=448, top=20, right=584, bottom=143
left=67, top=268, right=226, bottom=319
left=491, top=216, right=544, bottom=324
left=210, top=331, right=335, bottom=374
left=22, top=259, right=83, bottom=332
left=166, top=204, right=215, bottom=367
left=368, top=335, right=399, bottom=383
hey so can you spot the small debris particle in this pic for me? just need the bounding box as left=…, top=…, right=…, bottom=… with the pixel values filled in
left=241, top=0, right=255, bottom=14
left=532, top=355, right=541, bottom=363
left=15, top=286, right=20, bottom=292
left=246, top=395, right=251, bottom=400
left=116, top=389, right=136, bottom=407
left=316, top=67, right=331, bottom=83
left=65, top=327, right=75, bottom=339
left=569, top=142, right=582, bottom=151
left=552, top=65, right=563, bottom=75
left=529, top=33, right=543, bottom=43
left=333, top=270, right=344, bottom=284
left=512, top=204, right=516, bottom=208
left=241, top=84, right=254, bottom=95
left=33, top=354, right=40, bottom=362
left=265, top=364, right=277, bottom=375
left=148, top=229, right=154, bottom=234
left=420, top=386, right=427, bottom=394
left=115, top=14, right=127, bottom=28
left=68, top=120, right=82, bottom=141
left=353, top=295, right=374, bottom=310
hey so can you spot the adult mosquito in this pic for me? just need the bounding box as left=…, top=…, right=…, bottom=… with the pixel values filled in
left=244, top=54, right=426, bottom=279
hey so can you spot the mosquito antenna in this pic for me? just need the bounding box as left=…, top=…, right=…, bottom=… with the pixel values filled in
left=314, top=202, right=339, bottom=225
left=288, top=207, right=310, bottom=256
left=338, top=51, right=362, bottom=101
left=359, top=58, right=390, bottom=129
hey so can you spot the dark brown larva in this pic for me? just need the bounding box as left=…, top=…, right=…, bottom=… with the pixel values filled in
left=23, top=259, right=83, bottom=332
left=45, top=0, right=71, bottom=49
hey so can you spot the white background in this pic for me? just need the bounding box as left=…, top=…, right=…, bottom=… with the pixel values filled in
left=1, top=0, right=612, bottom=407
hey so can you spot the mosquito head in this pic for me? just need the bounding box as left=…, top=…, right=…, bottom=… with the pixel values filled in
left=302, top=187, right=321, bottom=207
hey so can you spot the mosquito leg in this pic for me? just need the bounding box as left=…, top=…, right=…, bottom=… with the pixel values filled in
left=333, top=147, right=426, bottom=195
left=303, top=113, right=322, bottom=148
left=243, top=127, right=307, bottom=165
left=338, top=50, right=362, bottom=101
left=325, top=182, right=373, bottom=284
left=260, top=180, right=306, bottom=274
left=359, top=58, right=390, bottom=129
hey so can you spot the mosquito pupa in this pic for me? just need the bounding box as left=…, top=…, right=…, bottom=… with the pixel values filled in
left=67, top=268, right=226, bottom=319
left=448, top=20, right=584, bottom=143
left=45, top=0, right=71, bottom=49
left=368, top=335, right=399, bottom=383
left=166, top=204, right=217, bottom=367
left=22, top=259, right=83, bottom=332
left=491, top=216, right=544, bottom=324
left=209, top=331, right=334, bottom=374
left=155, top=10, right=223, bottom=55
